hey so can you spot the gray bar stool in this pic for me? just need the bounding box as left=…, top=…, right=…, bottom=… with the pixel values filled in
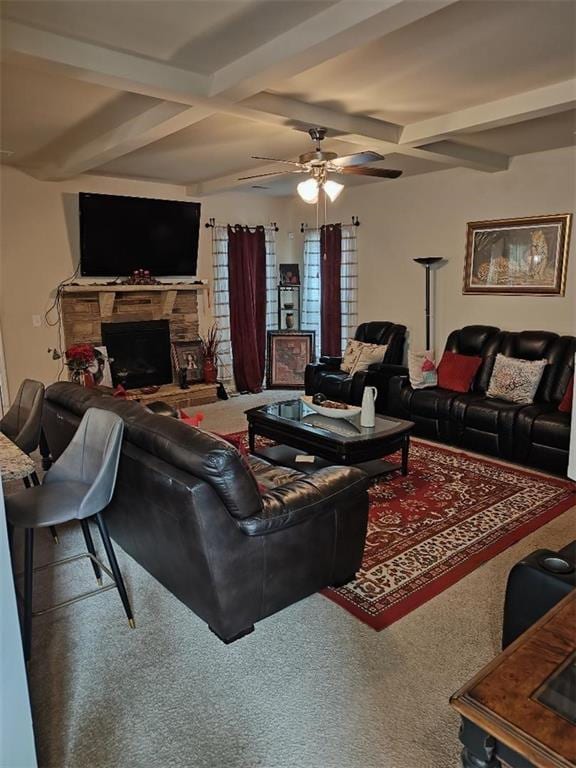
left=6, top=407, right=134, bottom=661
left=0, top=378, right=59, bottom=543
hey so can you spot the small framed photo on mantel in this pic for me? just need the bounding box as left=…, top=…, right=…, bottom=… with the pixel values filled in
left=279, top=263, right=301, bottom=286
left=463, top=213, right=572, bottom=296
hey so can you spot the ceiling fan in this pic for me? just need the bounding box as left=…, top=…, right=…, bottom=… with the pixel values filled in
left=239, top=127, right=402, bottom=203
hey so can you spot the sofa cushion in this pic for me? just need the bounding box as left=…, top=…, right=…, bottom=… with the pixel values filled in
left=350, top=342, right=388, bottom=374
left=558, top=376, right=573, bottom=413
left=408, top=350, right=437, bottom=389
left=341, top=339, right=362, bottom=373
left=405, top=387, right=458, bottom=419
left=451, top=394, right=523, bottom=433
left=316, top=371, right=353, bottom=402
left=487, top=354, right=547, bottom=404
left=437, top=351, right=482, bottom=393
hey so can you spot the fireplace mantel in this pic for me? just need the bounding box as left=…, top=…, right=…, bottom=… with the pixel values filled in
left=60, top=283, right=202, bottom=350
left=61, top=283, right=208, bottom=320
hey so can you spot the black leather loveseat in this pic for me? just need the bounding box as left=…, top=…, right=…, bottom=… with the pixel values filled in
left=41, top=383, right=370, bottom=643
left=388, top=326, right=574, bottom=476
left=305, top=321, right=407, bottom=412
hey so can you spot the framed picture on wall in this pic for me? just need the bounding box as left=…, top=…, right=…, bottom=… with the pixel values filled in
left=266, top=331, right=315, bottom=389
left=171, top=340, right=204, bottom=383
left=279, top=263, right=301, bottom=286
left=463, top=213, right=572, bottom=295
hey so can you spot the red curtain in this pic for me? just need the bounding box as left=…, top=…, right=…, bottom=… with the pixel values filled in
left=320, top=223, right=342, bottom=356
left=227, top=225, right=266, bottom=393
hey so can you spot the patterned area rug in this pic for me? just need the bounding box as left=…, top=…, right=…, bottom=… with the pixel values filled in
left=224, top=433, right=574, bottom=630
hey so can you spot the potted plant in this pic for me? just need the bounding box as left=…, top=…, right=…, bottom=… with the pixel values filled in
left=200, top=324, right=220, bottom=384
left=65, top=343, right=96, bottom=386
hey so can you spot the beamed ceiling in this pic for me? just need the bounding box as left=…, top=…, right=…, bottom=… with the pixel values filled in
left=0, top=0, right=575, bottom=197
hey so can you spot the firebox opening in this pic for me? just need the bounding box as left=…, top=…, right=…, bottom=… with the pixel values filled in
left=101, top=320, right=173, bottom=389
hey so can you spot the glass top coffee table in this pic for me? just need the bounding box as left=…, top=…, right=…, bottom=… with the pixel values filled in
left=245, top=399, right=414, bottom=478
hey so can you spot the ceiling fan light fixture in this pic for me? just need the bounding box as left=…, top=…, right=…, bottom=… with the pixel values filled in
left=297, top=177, right=319, bottom=204
left=323, top=179, right=344, bottom=202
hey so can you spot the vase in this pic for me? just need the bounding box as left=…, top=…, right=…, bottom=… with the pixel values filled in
left=203, top=357, right=218, bottom=384
left=286, top=312, right=294, bottom=329
left=82, top=370, right=95, bottom=388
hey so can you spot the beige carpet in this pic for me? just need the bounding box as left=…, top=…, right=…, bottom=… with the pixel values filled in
left=10, top=391, right=575, bottom=768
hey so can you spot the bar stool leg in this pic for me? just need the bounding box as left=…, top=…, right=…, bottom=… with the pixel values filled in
left=30, top=472, right=58, bottom=544
left=80, top=519, right=102, bottom=585
left=94, top=513, right=135, bottom=628
left=23, top=528, right=34, bottom=662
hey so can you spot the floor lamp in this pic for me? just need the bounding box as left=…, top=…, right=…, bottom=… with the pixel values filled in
left=413, top=258, right=443, bottom=350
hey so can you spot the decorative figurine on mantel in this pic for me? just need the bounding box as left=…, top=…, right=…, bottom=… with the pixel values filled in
left=122, top=269, right=161, bottom=285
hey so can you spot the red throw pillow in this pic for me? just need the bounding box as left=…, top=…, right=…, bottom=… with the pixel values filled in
left=437, top=351, right=482, bottom=393
left=558, top=376, right=573, bottom=413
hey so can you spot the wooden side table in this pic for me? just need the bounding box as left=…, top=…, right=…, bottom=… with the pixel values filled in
left=450, top=591, right=576, bottom=768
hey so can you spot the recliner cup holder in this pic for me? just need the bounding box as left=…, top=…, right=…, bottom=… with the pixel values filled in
left=537, top=556, right=574, bottom=575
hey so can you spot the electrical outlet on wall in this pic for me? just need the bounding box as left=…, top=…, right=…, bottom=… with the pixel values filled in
left=32, top=315, right=42, bottom=327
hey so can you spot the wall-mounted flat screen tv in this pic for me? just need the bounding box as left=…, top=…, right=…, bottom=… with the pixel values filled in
left=79, top=193, right=201, bottom=277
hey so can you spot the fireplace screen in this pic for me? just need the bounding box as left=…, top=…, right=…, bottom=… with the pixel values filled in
left=101, top=320, right=173, bottom=389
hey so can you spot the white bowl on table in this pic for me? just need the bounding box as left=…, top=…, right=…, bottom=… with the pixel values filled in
left=300, top=395, right=361, bottom=420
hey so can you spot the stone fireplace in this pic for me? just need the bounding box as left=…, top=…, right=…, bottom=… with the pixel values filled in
left=60, top=284, right=207, bottom=391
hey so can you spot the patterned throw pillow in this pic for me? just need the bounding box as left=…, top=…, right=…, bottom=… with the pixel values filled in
left=350, top=342, right=388, bottom=374
left=408, top=350, right=437, bottom=389
left=340, top=339, right=363, bottom=373
left=487, top=354, right=547, bottom=404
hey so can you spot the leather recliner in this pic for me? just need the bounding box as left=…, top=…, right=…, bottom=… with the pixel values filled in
left=304, top=321, right=407, bottom=411
left=41, top=383, right=370, bottom=643
left=388, top=326, right=574, bottom=475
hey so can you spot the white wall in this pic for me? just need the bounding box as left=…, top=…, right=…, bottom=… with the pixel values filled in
left=0, top=479, right=37, bottom=768
left=293, top=146, right=576, bottom=354
left=0, top=167, right=292, bottom=396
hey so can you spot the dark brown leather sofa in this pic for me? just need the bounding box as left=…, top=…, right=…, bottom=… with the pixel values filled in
left=305, top=321, right=407, bottom=412
left=41, top=383, right=370, bottom=643
left=388, top=326, right=574, bottom=476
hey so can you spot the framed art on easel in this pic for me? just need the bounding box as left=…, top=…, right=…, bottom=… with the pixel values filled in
left=266, top=331, right=315, bottom=389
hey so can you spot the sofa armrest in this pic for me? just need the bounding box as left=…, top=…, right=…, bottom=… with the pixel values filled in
left=238, top=466, right=369, bottom=536
left=387, top=374, right=411, bottom=416
left=319, top=355, right=343, bottom=368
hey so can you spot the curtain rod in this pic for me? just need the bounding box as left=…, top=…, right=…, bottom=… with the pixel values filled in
left=300, top=216, right=360, bottom=233
left=204, top=218, right=279, bottom=232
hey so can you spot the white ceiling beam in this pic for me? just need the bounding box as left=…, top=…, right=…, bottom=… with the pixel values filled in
left=26, top=103, right=214, bottom=181
left=210, top=0, right=461, bottom=99
left=400, top=79, right=576, bottom=146
left=1, top=1, right=462, bottom=178
left=238, top=92, right=401, bottom=143
left=233, top=94, right=509, bottom=172
left=1, top=20, right=211, bottom=103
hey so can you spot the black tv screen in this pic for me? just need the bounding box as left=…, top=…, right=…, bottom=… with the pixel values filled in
left=79, top=193, right=201, bottom=277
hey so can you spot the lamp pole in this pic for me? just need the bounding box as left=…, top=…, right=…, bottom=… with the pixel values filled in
left=413, top=258, right=443, bottom=350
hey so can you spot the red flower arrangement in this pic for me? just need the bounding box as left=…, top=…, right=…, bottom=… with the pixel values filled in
left=65, top=343, right=95, bottom=384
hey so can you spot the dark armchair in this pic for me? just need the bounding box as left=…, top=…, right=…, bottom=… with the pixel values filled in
left=304, top=321, right=407, bottom=412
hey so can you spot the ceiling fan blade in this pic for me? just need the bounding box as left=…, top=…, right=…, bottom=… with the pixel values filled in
left=331, top=151, right=386, bottom=168
left=251, top=156, right=303, bottom=167
left=341, top=166, right=403, bottom=178
left=238, top=171, right=288, bottom=180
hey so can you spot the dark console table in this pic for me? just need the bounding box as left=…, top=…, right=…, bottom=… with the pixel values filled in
left=450, top=591, right=576, bottom=768
left=245, top=399, right=414, bottom=478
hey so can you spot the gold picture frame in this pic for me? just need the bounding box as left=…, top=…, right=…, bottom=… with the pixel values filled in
left=463, top=213, right=572, bottom=296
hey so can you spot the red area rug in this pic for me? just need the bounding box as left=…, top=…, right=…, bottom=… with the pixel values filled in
left=225, top=433, right=574, bottom=631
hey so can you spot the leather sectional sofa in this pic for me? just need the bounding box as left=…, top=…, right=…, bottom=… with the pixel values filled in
left=41, top=383, right=370, bottom=643
left=305, top=321, right=407, bottom=412
left=388, top=326, right=574, bottom=476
